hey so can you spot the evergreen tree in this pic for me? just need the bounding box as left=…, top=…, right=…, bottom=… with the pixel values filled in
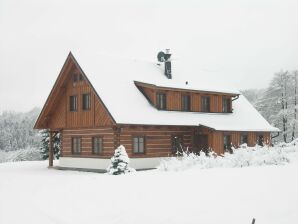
left=39, top=129, right=61, bottom=159
left=107, top=145, right=135, bottom=175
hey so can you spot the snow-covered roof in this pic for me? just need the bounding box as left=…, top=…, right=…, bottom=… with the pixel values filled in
left=72, top=50, right=279, bottom=132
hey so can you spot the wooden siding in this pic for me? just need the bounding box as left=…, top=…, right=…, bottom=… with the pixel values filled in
left=62, top=128, right=115, bottom=157
left=47, top=61, right=114, bottom=129
left=140, top=86, right=232, bottom=113
left=119, top=126, right=194, bottom=158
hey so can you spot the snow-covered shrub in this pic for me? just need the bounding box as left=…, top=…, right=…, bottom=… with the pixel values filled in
left=0, top=147, right=42, bottom=163
left=106, top=145, right=136, bottom=175
left=158, top=144, right=298, bottom=171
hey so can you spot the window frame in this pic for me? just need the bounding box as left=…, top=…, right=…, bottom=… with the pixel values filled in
left=71, top=137, right=81, bottom=154
left=223, top=134, right=232, bottom=153
left=222, top=97, right=231, bottom=113
left=82, top=93, right=91, bottom=111
left=92, top=136, right=103, bottom=154
left=156, top=92, right=167, bottom=110
left=240, top=133, right=248, bottom=145
left=181, top=94, right=191, bottom=111
left=69, top=95, right=78, bottom=112
left=201, top=96, right=211, bottom=112
left=132, top=136, right=146, bottom=154
left=257, top=134, right=264, bottom=146
left=171, top=135, right=183, bottom=154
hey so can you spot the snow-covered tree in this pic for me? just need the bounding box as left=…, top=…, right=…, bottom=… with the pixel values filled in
left=0, top=108, right=41, bottom=151
left=107, top=145, right=135, bottom=175
left=40, top=129, right=61, bottom=160
left=243, top=70, right=298, bottom=143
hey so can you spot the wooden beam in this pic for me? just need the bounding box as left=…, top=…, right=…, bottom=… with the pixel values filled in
left=49, top=131, right=54, bottom=167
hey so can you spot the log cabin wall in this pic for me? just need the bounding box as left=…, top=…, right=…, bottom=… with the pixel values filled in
left=119, top=125, right=195, bottom=158
left=140, top=86, right=231, bottom=113
left=60, top=125, right=271, bottom=159
left=61, top=128, right=115, bottom=158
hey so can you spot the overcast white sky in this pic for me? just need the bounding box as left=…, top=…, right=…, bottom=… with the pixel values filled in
left=0, top=0, right=298, bottom=113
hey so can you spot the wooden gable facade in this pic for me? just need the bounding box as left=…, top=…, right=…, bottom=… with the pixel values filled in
left=35, top=52, right=272, bottom=170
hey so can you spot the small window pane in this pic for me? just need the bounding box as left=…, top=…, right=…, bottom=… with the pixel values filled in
left=240, top=134, right=248, bottom=145
left=70, top=96, right=77, bottom=111
left=133, top=137, right=145, bottom=153
left=72, top=137, right=81, bottom=154
left=93, top=137, right=102, bottom=154
left=182, top=95, right=190, bottom=111
left=82, top=93, right=91, bottom=110
left=157, top=93, right=166, bottom=110
left=223, top=135, right=231, bottom=152
left=201, top=96, right=210, bottom=112
left=223, top=97, right=231, bottom=113
left=73, top=74, right=79, bottom=83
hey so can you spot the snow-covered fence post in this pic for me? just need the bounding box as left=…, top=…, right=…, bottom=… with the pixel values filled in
left=106, top=145, right=136, bottom=175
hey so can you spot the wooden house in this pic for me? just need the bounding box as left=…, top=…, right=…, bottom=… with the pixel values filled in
left=34, top=50, right=279, bottom=171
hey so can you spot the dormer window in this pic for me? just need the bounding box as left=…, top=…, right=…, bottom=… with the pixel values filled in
left=223, top=97, right=231, bottom=113
left=201, top=96, right=210, bottom=112
left=182, top=95, right=191, bottom=111
left=157, top=92, right=166, bottom=110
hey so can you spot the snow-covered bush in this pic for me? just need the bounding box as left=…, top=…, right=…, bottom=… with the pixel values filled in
left=0, top=147, right=42, bottom=163
left=158, top=143, right=298, bottom=172
left=106, top=145, right=136, bottom=175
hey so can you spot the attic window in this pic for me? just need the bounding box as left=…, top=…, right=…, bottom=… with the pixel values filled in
left=73, top=74, right=79, bottom=82
left=73, top=73, right=83, bottom=83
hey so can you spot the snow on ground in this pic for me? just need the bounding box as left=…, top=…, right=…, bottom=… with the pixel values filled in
left=1, top=152, right=298, bottom=224
left=158, top=144, right=298, bottom=171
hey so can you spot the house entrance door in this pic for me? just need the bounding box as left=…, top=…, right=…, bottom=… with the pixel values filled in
left=194, top=134, right=209, bottom=153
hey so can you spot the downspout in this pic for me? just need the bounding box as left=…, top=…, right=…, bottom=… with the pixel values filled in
left=232, top=95, right=240, bottom=101
left=272, top=132, right=280, bottom=139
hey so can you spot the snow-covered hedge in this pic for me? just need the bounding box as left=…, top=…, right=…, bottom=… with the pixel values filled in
left=0, top=148, right=42, bottom=163
left=158, top=143, right=298, bottom=172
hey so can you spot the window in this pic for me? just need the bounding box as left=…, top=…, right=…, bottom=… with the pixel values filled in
left=82, top=93, right=91, bottom=110
left=73, top=74, right=79, bottom=83
left=92, top=137, right=103, bottom=154
left=182, top=95, right=191, bottom=111
left=201, top=96, right=210, bottom=112
left=257, top=135, right=264, bottom=146
left=223, top=97, right=231, bottom=113
left=172, top=135, right=183, bottom=154
left=72, top=137, right=81, bottom=154
left=69, top=95, right=77, bottom=111
left=223, top=134, right=232, bottom=153
left=157, top=93, right=167, bottom=110
left=79, top=74, right=84, bottom=81
left=73, top=73, right=83, bottom=83
left=240, top=134, right=248, bottom=145
left=133, top=137, right=145, bottom=153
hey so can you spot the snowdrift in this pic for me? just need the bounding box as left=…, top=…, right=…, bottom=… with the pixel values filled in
left=158, top=142, right=298, bottom=171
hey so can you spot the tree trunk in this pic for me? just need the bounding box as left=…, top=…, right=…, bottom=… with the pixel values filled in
left=292, top=72, right=297, bottom=141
